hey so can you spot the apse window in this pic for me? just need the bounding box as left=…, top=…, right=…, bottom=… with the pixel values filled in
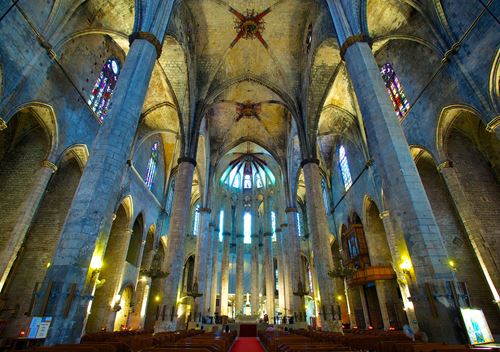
left=244, top=174, right=252, bottom=189
left=144, top=142, right=159, bottom=190
left=219, top=210, right=224, bottom=242
left=297, top=211, right=304, bottom=237
left=271, top=211, right=277, bottom=242
left=244, top=212, right=252, bottom=244
left=256, top=175, right=263, bottom=188
left=339, top=145, right=353, bottom=191
left=380, top=63, right=410, bottom=120
left=88, top=58, right=120, bottom=122
left=192, top=204, right=200, bottom=236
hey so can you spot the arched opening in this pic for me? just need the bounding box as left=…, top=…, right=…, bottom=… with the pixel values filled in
left=144, top=243, right=165, bottom=331
left=364, top=199, right=405, bottom=330
left=113, top=286, right=133, bottom=331
left=129, top=224, right=155, bottom=330
left=0, top=155, right=81, bottom=336
left=0, top=109, right=51, bottom=293
left=86, top=204, right=130, bottom=333
left=181, top=256, right=196, bottom=294
left=415, top=148, right=500, bottom=333
left=126, top=215, right=144, bottom=267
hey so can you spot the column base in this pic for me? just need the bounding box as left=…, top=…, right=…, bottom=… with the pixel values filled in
left=154, top=319, right=177, bottom=332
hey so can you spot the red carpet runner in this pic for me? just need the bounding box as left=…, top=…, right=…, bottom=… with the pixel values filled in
left=230, top=337, right=265, bottom=352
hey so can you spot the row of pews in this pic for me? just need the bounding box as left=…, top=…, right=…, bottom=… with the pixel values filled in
left=27, top=329, right=236, bottom=352
left=259, top=329, right=500, bottom=352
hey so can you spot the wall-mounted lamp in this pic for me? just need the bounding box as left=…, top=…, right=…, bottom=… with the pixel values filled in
left=400, top=258, right=412, bottom=275
left=336, top=295, right=343, bottom=301
left=90, top=256, right=103, bottom=272
left=448, top=259, right=457, bottom=272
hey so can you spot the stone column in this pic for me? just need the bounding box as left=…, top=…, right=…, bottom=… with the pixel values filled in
left=0, top=159, right=57, bottom=292
left=220, top=195, right=232, bottom=317
left=326, top=2, right=460, bottom=342
left=302, top=160, right=337, bottom=330
left=285, top=208, right=306, bottom=322
left=192, top=208, right=211, bottom=322
left=155, top=159, right=196, bottom=331
left=210, top=225, right=220, bottom=315
left=203, top=223, right=216, bottom=315
left=235, top=199, right=245, bottom=316
left=32, top=2, right=176, bottom=341
left=263, top=195, right=275, bottom=318
left=251, top=199, right=261, bottom=316
left=275, top=227, right=286, bottom=314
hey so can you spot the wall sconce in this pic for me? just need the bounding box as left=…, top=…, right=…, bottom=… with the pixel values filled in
left=448, top=259, right=457, bottom=272
left=336, top=295, right=343, bottom=301
left=112, top=295, right=122, bottom=312
left=90, top=256, right=103, bottom=272
left=400, top=258, right=412, bottom=278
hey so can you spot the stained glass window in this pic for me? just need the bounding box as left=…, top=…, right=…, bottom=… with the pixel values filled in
left=297, top=212, right=303, bottom=237
left=322, top=179, right=330, bottom=214
left=380, top=63, right=410, bottom=120
left=339, top=145, right=352, bottom=191
left=219, top=210, right=224, bottom=242
left=166, top=178, right=175, bottom=214
left=88, top=58, right=120, bottom=122
left=192, top=204, right=200, bottom=236
left=244, top=212, right=252, bottom=244
left=348, top=235, right=360, bottom=258
left=243, top=174, right=252, bottom=189
left=271, top=211, right=276, bottom=242
left=144, top=142, right=159, bottom=190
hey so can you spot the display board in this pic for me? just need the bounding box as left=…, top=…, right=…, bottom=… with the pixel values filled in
left=27, top=317, right=52, bottom=339
left=460, top=308, right=494, bottom=345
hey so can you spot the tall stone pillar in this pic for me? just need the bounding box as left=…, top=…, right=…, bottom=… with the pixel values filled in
left=263, top=196, right=275, bottom=318
left=251, top=200, right=261, bottom=316
left=220, top=195, right=232, bottom=317
left=285, top=208, right=306, bottom=321
left=0, top=159, right=57, bottom=292
left=302, top=160, right=338, bottom=330
left=326, top=1, right=460, bottom=342
left=210, top=225, right=220, bottom=315
left=155, top=159, right=196, bottom=331
left=192, top=208, right=211, bottom=322
left=235, top=200, right=245, bottom=316
left=275, top=227, right=286, bottom=314
left=32, top=2, right=175, bottom=344
left=279, top=223, right=292, bottom=316
left=203, top=223, right=216, bottom=315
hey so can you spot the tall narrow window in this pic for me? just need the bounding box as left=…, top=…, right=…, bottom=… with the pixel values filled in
left=243, top=174, right=252, bottom=189
left=192, top=204, right=200, bottom=236
left=244, top=212, right=252, bottom=244
left=219, top=210, right=224, bottom=242
left=339, top=145, right=353, bottom=191
left=322, top=179, right=330, bottom=214
left=165, top=178, right=175, bottom=215
left=271, top=211, right=276, bottom=242
left=380, top=63, right=410, bottom=120
left=144, top=142, right=159, bottom=190
left=297, top=211, right=304, bottom=237
left=88, top=58, right=120, bottom=122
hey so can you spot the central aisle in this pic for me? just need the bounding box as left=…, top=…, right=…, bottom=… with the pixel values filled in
left=230, top=337, right=265, bottom=352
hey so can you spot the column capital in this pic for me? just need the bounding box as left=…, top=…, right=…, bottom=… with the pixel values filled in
left=275, top=228, right=282, bottom=233
left=300, top=158, right=319, bottom=168
left=199, top=207, right=211, bottom=213
left=486, top=116, right=499, bottom=132
left=280, top=223, right=288, bottom=228
left=236, top=234, right=244, bottom=238
left=251, top=233, right=259, bottom=238
left=0, top=118, right=7, bottom=130
left=41, top=160, right=58, bottom=173
left=222, top=232, right=231, bottom=237
left=263, top=232, right=273, bottom=237
left=129, top=31, right=162, bottom=58
left=177, top=157, right=197, bottom=167
left=379, top=210, right=390, bottom=219
left=437, top=160, right=453, bottom=172
left=209, top=223, right=216, bottom=228
left=340, top=34, right=373, bottom=60
left=285, top=207, right=298, bottom=213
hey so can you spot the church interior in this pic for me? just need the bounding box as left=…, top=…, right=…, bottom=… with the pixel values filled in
left=0, top=0, right=499, bottom=351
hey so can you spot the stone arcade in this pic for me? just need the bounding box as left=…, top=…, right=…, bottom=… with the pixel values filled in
left=0, top=0, right=498, bottom=347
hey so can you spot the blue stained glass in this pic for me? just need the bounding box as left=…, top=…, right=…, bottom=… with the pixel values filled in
left=144, top=142, right=159, bottom=190
left=339, top=145, right=352, bottom=191
left=244, top=212, right=252, bottom=244
left=88, top=58, right=120, bottom=122
left=193, top=204, right=200, bottom=236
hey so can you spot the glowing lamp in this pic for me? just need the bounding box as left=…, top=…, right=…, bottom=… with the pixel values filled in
left=448, top=260, right=457, bottom=271
left=368, top=325, right=374, bottom=330
left=336, top=295, right=343, bottom=301
left=399, top=259, right=412, bottom=273
left=155, top=295, right=161, bottom=302
left=46, top=262, right=51, bottom=268
left=19, top=329, right=26, bottom=337
left=90, top=256, right=103, bottom=271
